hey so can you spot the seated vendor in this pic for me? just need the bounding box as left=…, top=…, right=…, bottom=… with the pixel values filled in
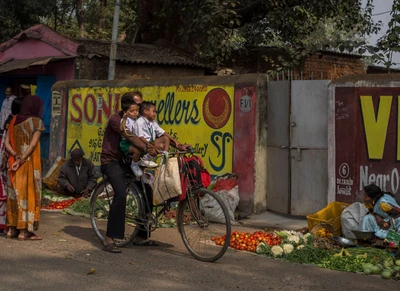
left=360, top=184, right=400, bottom=239
left=57, top=149, right=97, bottom=197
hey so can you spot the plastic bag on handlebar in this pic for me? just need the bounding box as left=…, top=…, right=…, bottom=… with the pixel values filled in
left=153, top=156, right=182, bottom=206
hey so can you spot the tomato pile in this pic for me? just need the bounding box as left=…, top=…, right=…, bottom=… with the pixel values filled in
left=212, top=231, right=283, bottom=253
left=41, top=198, right=80, bottom=210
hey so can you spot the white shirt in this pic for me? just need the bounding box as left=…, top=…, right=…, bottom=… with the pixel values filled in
left=125, top=116, right=136, bottom=132
left=120, top=116, right=137, bottom=140
left=133, top=116, right=165, bottom=142
left=75, top=161, right=82, bottom=176
left=0, top=95, right=16, bottom=129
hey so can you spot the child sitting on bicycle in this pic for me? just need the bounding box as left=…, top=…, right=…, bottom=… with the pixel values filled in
left=133, top=101, right=182, bottom=160
left=119, top=99, right=157, bottom=177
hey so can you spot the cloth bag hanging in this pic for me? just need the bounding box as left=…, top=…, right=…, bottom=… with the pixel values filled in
left=153, top=155, right=182, bottom=206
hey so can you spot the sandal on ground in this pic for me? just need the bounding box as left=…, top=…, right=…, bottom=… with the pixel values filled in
left=102, top=243, right=121, bottom=253
left=131, top=239, right=160, bottom=247
left=17, top=232, right=42, bottom=241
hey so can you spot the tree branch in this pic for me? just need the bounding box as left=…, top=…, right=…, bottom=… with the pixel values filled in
left=233, top=0, right=265, bottom=25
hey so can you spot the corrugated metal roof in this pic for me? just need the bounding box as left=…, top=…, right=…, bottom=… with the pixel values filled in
left=75, top=38, right=212, bottom=69
left=0, top=56, right=75, bottom=73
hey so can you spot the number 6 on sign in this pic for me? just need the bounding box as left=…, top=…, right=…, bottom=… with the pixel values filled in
left=339, top=163, right=349, bottom=179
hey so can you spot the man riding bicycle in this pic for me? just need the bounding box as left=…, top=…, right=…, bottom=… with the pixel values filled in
left=101, top=91, right=190, bottom=253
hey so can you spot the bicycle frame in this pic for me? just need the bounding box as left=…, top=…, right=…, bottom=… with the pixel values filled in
left=90, top=150, right=231, bottom=261
left=133, top=178, right=171, bottom=238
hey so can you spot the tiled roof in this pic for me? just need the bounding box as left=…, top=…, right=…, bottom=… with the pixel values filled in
left=75, top=38, right=212, bottom=69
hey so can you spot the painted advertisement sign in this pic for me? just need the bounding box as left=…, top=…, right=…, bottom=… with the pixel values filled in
left=335, top=87, right=400, bottom=203
left=66, top=85, right=234, bottom=175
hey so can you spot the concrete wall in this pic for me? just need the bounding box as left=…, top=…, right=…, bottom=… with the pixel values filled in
left=51, top=75, right=267, bottom=214
left=328, top=74, right=400, bottom=203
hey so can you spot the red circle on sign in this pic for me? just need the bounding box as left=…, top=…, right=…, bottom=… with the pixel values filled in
left=202, top=88, right=231, bottom=129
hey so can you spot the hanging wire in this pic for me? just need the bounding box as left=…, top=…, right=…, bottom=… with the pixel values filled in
left=372, top=10, right=391, bottom=16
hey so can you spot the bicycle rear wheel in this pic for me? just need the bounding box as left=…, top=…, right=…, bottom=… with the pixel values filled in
left=90, top=180, right=144, bottom=247
left=177, top=188, right=231, bottom=262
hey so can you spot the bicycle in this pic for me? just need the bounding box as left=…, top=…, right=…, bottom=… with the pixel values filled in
left=89, top=150, right=231, bottom=262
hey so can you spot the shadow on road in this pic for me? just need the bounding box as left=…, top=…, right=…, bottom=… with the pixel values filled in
left=60, top=224, right=183, bottom=256
left=61, top=225, right=100, bottom=247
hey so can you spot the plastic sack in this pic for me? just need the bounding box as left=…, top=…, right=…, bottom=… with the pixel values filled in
left=341, top=202, right=369, bottom=239
left=43, top=157, right=66, bottom=191
left=208, top=173, right=240, bottom=224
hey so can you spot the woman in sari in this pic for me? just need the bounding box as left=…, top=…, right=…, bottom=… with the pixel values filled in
left=0, top=97, right=23, bottom=235
left=360, top=184, right=400, bottom=239
left=4, top=95, right=44, bottom=240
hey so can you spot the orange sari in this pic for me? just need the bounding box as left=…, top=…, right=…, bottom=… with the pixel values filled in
left=7, top=117, right=44, bottom=232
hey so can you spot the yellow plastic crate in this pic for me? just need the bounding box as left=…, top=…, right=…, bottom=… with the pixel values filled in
left=306, top=202, right=349, bottom=236
left=43, top=157, right=66, bottom=191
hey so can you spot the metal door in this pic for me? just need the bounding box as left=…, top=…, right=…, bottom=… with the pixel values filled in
left=266, top=81, right=290, bottom=213
left=36, top=75, right=56, bottom=170
left=290, top=80, right=330, bottom=215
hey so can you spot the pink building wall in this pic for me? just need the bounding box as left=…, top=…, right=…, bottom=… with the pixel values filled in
left=9, top=59, right=75, bottom=81
left=0, top=24, right=77, bottom=80
left=0, top=24, right=78, bottom=60
left=0, top=39, right=67, bottom=61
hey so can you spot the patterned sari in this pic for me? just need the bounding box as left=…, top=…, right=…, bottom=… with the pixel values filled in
left=7, top=116, right=44, bottom=232
left=0, top=132, right=8, bottom=230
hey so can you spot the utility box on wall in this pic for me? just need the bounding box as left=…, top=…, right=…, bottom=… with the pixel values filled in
left=328, top=75, right=400, bottom=204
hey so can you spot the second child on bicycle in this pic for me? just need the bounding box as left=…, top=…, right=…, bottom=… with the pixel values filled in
left=133, top=101, right=185, bottom=160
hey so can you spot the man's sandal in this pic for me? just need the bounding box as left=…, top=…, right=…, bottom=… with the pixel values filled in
left=102, top=243, right=121, bottom=253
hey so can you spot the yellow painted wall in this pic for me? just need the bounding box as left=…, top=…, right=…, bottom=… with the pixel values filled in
left=66, top=85, right=234, bottom=175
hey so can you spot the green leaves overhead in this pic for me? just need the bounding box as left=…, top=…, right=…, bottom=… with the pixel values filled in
left=147, top=0, right=379, bottom=67
left=357, top=0, right=400, bottom=70
left=0, top=0, right=393, bottom=70
left=0, top=0, right=55, bottom=43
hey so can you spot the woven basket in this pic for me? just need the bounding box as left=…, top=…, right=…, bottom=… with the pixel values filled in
left=311, top=223, right=334, bottom=237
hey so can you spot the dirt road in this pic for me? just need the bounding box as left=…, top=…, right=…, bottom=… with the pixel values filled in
left=0, top=212, right=397, bottom=290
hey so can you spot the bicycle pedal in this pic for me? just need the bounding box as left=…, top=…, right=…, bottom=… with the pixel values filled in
left=134, top=217, right=146, bottom=224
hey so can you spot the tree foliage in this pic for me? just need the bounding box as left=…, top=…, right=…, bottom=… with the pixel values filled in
left=0, top=0, right=55, bottom=42
left=0, top=0, right=389, bottom=69
left=140, top=0, right=378, bottom=67
left=40, top=0, right=138, bottom=41
left=366, top=0, right=400, bottom=70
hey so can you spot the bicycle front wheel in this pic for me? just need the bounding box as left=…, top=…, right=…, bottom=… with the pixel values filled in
left=90, top=180, right=144, bottom=247
left=177, top=188, right=231, bottom=262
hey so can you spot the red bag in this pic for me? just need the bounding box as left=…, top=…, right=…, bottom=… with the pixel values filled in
left=178, top=155, right=211, bottom=200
